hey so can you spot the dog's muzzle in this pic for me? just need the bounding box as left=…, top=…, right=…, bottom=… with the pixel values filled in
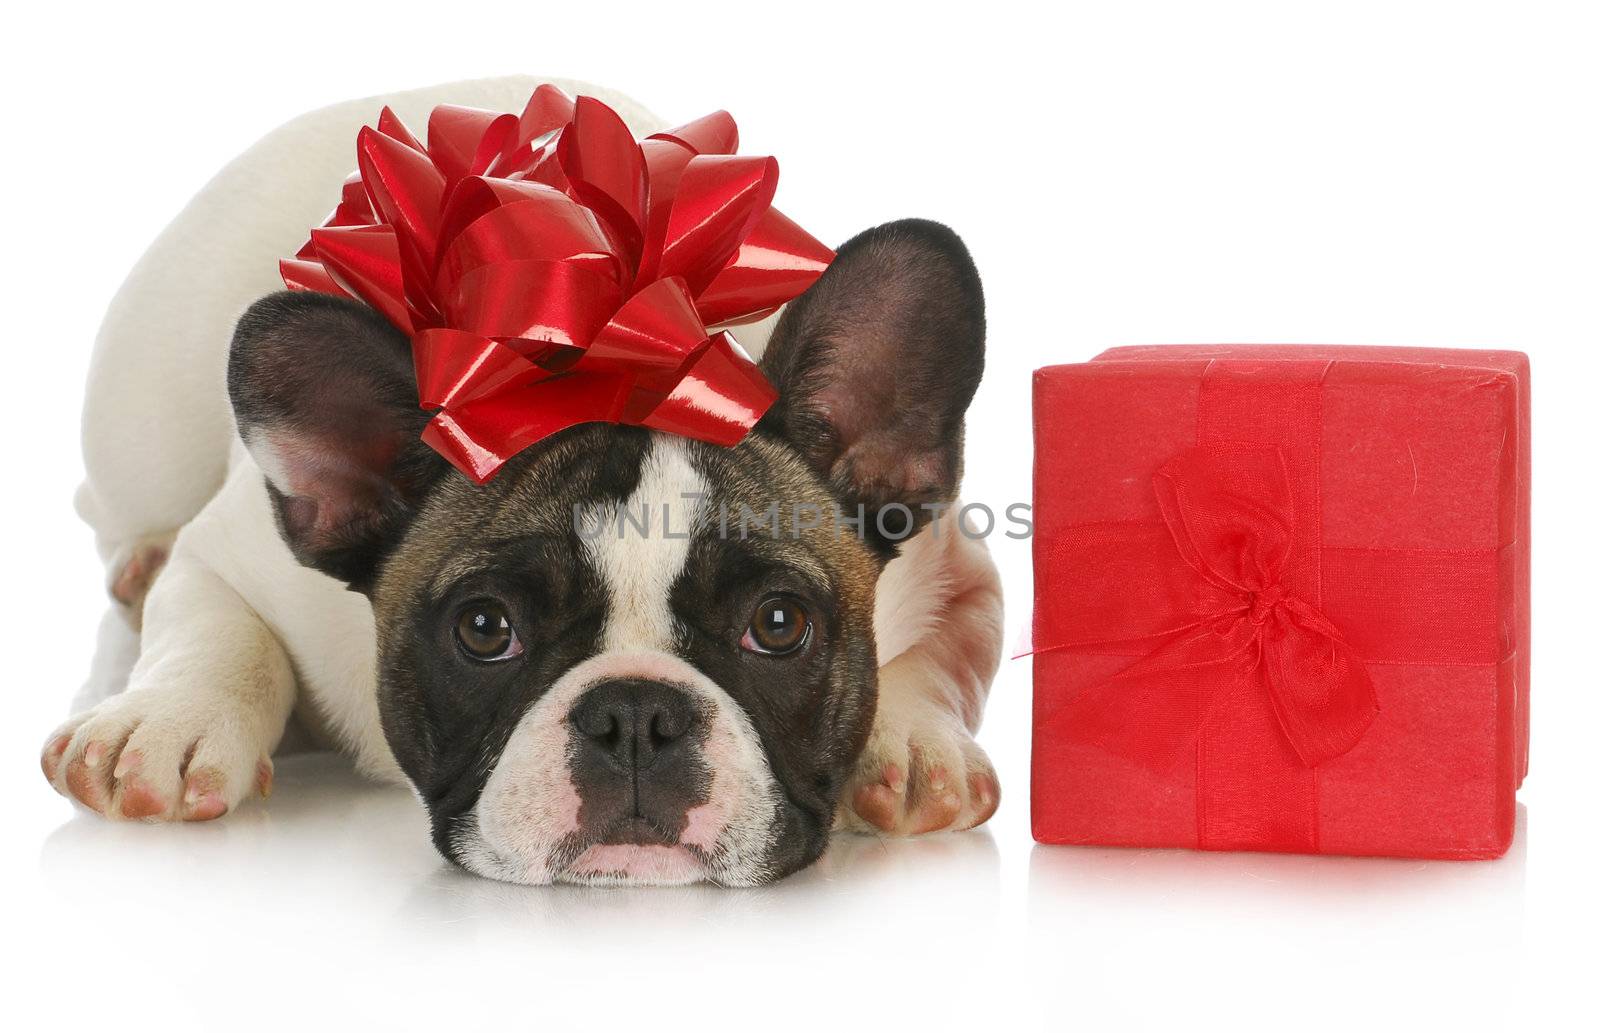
left=461, top=650, right=783, bottom=885
left=567, top=678, right=710, bottom=845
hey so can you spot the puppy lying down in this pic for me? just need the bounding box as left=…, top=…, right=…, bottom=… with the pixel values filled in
left=43, top=76, right=1003, bottom=885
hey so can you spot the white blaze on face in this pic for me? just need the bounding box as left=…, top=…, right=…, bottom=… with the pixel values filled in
left=589, top=439, right=699, bottom=653
left=455, top=437, right=785, bottom=887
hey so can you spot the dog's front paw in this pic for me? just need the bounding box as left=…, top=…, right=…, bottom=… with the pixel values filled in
left=40, top=691, right=273, bottom=822
left=840, top=694, right=999, bottom=836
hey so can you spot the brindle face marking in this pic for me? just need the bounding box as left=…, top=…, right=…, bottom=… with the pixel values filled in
left=370, top=429, right=882, bottom=884
left=229, top=218, right=985, bottom=885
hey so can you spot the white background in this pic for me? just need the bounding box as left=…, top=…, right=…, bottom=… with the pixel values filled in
left=3, top=2, right=1597, bottom=1029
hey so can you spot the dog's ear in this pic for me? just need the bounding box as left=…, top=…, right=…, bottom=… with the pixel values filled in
left=757, top=219, right=985, bottom=551
left=228, top=291, right=450, bottom=593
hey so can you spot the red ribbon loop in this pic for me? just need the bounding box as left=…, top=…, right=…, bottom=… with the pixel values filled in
left=282, top=85, right=835, bottom=483
left=1062, top=444, right=1379, bottom=770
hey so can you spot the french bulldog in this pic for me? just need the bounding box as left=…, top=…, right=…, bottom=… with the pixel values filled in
left=42, top=76, right=1003, bottom=885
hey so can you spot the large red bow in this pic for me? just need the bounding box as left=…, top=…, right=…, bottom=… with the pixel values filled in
left=1060, top=443, right=1380, bottom=769
left=281, top=85, right=835, bottom=483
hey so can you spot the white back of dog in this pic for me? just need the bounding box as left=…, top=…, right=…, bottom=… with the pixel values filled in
left=77, top=76, right=671, bottom=571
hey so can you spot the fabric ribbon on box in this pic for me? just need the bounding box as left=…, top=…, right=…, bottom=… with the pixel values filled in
left=1033, top=362, right=1501, bottom=853
left=282, top=85, right=835, bottom=484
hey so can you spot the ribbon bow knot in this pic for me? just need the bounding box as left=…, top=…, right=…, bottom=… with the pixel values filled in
left=282, top=86, right=835, bottom=484
left=1063, top=443, right=1379, bottom=770
left=1247, top=584, right=1288, bottom=625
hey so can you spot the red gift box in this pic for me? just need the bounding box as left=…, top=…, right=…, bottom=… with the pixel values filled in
left=1031, top=345, right=1529, bottom=859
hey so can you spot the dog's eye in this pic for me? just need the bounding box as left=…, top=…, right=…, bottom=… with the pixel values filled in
left=455, top=601, right=523, bottom=662
left=741, top=595, right=810, bottom=655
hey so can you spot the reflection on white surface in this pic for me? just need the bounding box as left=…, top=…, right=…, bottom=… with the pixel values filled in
left=1024, top=811, right=1529, bottom=1031
left=28, top=750, right=1541, bottom=1032
left=35, top=752, right=1014, bottom=1023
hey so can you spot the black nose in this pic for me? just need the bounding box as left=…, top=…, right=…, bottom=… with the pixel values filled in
left=569, top=679, right=699, bottom=771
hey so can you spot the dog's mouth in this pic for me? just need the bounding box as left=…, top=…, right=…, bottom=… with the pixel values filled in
left=555, top=815, right=716, bottom=885
left=565, top=844, right=706, bottom=883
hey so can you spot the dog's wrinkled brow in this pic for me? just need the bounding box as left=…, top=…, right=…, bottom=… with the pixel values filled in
left=700, top=535, right=834, bottom=596
left=422, top=534, right=574, bottom=599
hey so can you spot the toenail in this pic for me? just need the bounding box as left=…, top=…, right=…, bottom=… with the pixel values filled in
left=84, top=742, right=105, bottom=767
left=113, top=749, right=142, bottom=780
left=883, top=763, right=906, bottom=793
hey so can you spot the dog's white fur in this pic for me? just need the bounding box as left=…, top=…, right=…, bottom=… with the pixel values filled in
left=50, top=76, right=1004, bottom=870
